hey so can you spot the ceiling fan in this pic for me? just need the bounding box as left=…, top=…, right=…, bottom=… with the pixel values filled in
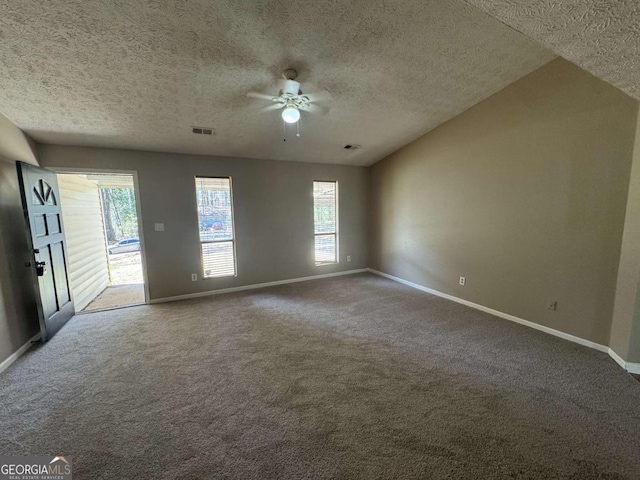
left=247, top=69, right=332, bottom=124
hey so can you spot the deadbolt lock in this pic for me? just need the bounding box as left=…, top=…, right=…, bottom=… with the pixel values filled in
left=35, top=261, right=46, bottom=277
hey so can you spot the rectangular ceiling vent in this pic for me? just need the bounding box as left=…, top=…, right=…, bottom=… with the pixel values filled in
left=344, top=144, right=361, bottom=150
left=192, top=126, right=214, bottom=135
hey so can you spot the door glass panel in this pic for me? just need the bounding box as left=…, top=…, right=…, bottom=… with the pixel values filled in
left=46, top=190, right=57, bottom=206
left=32, top=184, right=45, bottom=205
left=32, top=180, right=57, bottom=205
left=43, top=183, right=51, bottom=202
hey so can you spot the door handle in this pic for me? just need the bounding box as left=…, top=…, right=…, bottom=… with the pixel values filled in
left=35, top=261, right=47, bottom=277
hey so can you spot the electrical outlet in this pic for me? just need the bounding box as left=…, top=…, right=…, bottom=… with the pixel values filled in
left=154, top=223, right=165, bottom=232
left=346, top=255, right=352, bottom=262
left=191, top=273, right=198, bottom=281
left=547, top=300, right=557, bottom=311
left=459, top=276, right=466, bottom=286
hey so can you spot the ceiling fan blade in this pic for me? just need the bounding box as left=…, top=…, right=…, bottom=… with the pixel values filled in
left=303, top=88, right=333, bottom=104
left=247, top=91, right=277, bottom=101
left=258, top=103, right=284, bottom=113
left=304, top=103, right=330, bottom=116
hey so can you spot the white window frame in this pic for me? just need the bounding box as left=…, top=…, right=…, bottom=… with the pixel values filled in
left=195, top=176, right=237, bottom=279
left=313, top=180, right=339, bottom=266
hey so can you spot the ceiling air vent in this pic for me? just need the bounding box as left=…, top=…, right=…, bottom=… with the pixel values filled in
left=192, top=126, right=214, bottom=135
left=344, top=144, right=361, bottom=150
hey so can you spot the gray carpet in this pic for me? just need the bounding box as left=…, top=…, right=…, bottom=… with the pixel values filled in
left=1, top=273, right=639, bottom=479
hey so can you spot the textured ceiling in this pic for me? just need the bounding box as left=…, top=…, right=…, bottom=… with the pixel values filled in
left=464, top=0, right=640, bottom=101
left=0, top=1, right=554, bottom=166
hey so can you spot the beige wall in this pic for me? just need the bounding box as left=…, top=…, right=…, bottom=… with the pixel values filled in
left=610, top=116, right=640, bottom=360
left=39, top=146, right=369, bottom=300
left=0, top=114, right=40, bottom=366
left=370, top=58, right=639, bottom=346
left=629, top=306, right=640, bottom=363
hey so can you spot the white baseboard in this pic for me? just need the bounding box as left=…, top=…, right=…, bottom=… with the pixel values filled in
left=368, top=268, right=609, bottom=352
left=608, top=348, right=627, bottom=369
left=627, top=363, right=640, bottom=375
left=0, top=333, right=41, bottom=375
left=609, top=348, right=640, bottom=374
left=368, top=268, right=640, bottom=374
left=150, top=269, right=369, bottom=304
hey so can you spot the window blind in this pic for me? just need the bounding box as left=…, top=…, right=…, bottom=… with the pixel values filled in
left=195, top=177, right=236, bottom=278
left=313, top=181, right=338, bottom=265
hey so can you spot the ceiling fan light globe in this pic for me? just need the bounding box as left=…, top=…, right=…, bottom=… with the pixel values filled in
left=282, top=106, right=300, bottom=124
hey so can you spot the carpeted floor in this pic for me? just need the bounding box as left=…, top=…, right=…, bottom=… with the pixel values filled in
left=1, top=273, right=639, bottom=479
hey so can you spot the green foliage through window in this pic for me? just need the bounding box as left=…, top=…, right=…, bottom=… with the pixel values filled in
left=101, top=188, right=138, bottom=243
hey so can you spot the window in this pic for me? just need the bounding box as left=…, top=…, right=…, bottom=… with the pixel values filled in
left=313, top=181, right=338, bottom=265
left=195, top=177, right=236, bottom=278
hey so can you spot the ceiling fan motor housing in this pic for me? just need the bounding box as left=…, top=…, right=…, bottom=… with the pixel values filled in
left=280, top=79, right=301, bottom=96
left=247, top=68, right=325, bottom=114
